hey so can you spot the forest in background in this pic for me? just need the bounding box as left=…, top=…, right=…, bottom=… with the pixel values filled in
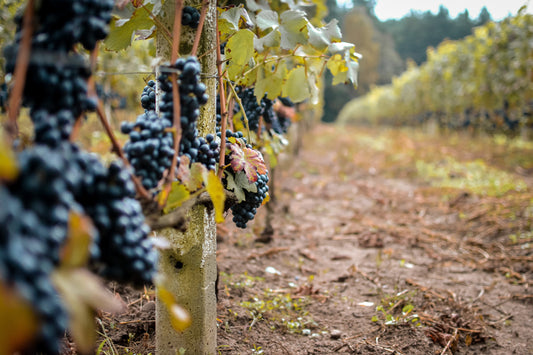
left=322, top=0, right=494, bottom=122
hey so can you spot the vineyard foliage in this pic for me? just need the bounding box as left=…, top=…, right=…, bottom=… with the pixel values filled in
left=0, top=0, right=360, bottom=354
left=338, top=11, right=533, bottom=135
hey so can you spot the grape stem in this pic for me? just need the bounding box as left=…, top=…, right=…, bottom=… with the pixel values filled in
left=191, top=0, right=210, bottom=57
left=5, top=0, right=34, bottom=144
left=216, top=21, right=228, bottom=179
left=160, top=0, right=184, bottom=208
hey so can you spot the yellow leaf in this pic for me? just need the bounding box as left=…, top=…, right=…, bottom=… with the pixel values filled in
left=226, top=29, right=255, bottom=66
left=205, top=170, right=226, bottom=223
left=52, top=269, right=124, bottom=354
left=0, top=143, right=18, bottom=181
left=326, top=54, right=347, bottom=77
left=0, top=282, right=38, bottom=354
left=157, top=285, right=192, bottom=332
left=162, top=182, right=191, bottom=214
left=281, top=67, right=311, bottom=103
left=60, top=212, right=95, bottom=268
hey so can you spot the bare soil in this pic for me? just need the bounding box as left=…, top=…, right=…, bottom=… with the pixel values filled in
left=91, top=124, right=533, bottom=355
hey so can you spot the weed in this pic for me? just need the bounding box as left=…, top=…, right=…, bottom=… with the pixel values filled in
left=371, top=289, right=421, bottom=327
left=240, top=290, right=317, bottom=334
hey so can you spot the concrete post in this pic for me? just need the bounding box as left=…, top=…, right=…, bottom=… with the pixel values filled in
left=155, top=1, right=218, bottom=354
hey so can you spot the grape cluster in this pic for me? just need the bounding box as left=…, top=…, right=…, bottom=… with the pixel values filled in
left=237, top=87, right=263, bottom=132
left=20, top=0, right=114, bottom=51
left=230, top=173, right=269, bottom=228
left=3, top=47, right=94, bottom=119
left=182, top=6, right=200, bottom=28
left=236, top=87, right=286, bottom=134
left=0, top=186, right=69, bottom=355
left=31, top=109, right=76, bottom=147
left=158, top=57, right=210, bottom=163
left=140, top=80, right=157, bottom=112
left=75, top=159, right=158, bottom=286
left=122, top=111, right=175, bottom=190
left=1, top=143, right=159, bottom=353
left=219, top=130, right=269, bottom=228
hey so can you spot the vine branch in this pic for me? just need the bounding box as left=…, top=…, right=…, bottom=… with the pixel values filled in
left=160, top=0, right=184, bottom=207
left=5, top=0, right=34, bottom=144
left=216, top=20, right=228, bottom=179
left=191, top=0, right=209, bottom=57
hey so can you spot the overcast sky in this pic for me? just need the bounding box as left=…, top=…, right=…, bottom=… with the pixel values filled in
left=338, top=1, right=532, bottom=20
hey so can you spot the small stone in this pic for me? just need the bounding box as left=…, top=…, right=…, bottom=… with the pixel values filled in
left=330, top=329, right=342, bottom=340
left=142, top=301, right=156, bottom=313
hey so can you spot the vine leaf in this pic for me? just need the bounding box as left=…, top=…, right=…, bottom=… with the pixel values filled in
left=307, top=19, right=341, bottom=51
left=161, top=182, right=191, bottom=214
left=255, top=61, right=286, bottom=100
left=224, top=171, right=246, bottom=201
left=235, top=170, right=257, bottom=192
left=226, top=29, right=256, bottom=66
left=204, top=170, right=225, bottom=223
left=104, top=3, right=155, bottom=51
left=279, top=10, right=309, bottom=49
left=254, top=29, right=281, bottom=52
left=0, top=144, right=18, bottom=181
left=282, top=66, right=311, bottom=103
left=157, top=284, right=192, bottom=332
left=218, top=6, right=252, bottom=39
left=256, top=9, right=279, bottom=31
left=52, top=269, right=124, bottom=354
left=228, top=143, right=267, bottom=182
left=0, top=282, right=38, bottom=355
left=60, top=212, right=95, bottom=269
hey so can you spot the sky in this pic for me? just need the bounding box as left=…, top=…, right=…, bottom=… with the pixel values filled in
left=337, top=0, right=532, bottom=21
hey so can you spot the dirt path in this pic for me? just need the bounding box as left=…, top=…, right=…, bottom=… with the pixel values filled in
left=215, top=125, right=532, bottom=354
left=91, top=124, right=532, bottom=355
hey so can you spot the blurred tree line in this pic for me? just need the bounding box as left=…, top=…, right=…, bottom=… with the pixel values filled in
left=322, top=0, right=492, bottom=122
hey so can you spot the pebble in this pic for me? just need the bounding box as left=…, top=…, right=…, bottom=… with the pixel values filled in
left=330, top=329, right=342, bottom=340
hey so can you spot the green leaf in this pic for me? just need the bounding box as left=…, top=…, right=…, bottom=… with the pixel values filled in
left=254, top=29, right=281, bottom=52
left=282, top=66, right=311, bottom=103
left=224, top=171, right=246, bottom=201
left=279, top=10, right=309, bottom=50
left=256, top=10, right=279, bottom=32
left=204, top=171, right=226, bottom=223
left=226, top=29, right=256, bottom=66
left=235, top=170, right=257, bottom=193
left=307, top=19, right=342, bottom=51
left=104, top=4, right=155, bottom=51
left=218, top=6, right=252, bottom=40
left=162, top=182, right=190, bottom=213
left=254, top=61, right=286, bottom=101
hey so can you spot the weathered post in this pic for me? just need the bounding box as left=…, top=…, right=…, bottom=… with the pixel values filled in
left=155, top=1, right=218, bottom=354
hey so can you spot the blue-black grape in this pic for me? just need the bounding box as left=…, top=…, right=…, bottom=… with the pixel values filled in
left=122, top=111, right=175, bottom=190
left=157, top=56, right=213, bottom=168
left=140, top=80, right=157, bottom=112
left=230, top=173, right=269, bottom=229
left=182, top=6, right=200, bottom=29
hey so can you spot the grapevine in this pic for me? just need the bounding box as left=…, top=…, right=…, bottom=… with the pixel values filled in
left=1, top=0, right=361, bottom=353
